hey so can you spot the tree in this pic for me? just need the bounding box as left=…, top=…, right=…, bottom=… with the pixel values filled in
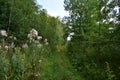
left=63, top=0, right=120, bottom=79
left=0, top=0, right=10, bottom=30
left=0, top=0, right=40, bottom=44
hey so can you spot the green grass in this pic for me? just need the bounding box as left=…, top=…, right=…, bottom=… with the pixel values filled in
left=40, top=51, right=84, bottom=80
left=0, top=45, right=84, bottom=80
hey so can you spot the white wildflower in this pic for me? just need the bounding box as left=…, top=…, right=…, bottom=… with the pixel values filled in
left=37, top=36, right=42, bottom=40
left=91, top=15, right=94, bottom=18
left=44, top=39, right=48, bottom=42
left=67, top=36, right=72, bottom=41
left=108, top=27, right=114, bottom=33
left=35, top=72, right=41, bottom=77
left=108, top=27, right=114, bottom=30
left=5, top=45, right=9, bottom=51
left=30, top=29, right=38, bottom=37
left=96, top=21, right=100, bottom=25
left=103, top=19, right=106, bottom=23
left=68, top=26, right=72, bottom=29
left=0, top=30, right=7, bottom=37
left=38, top=59, right=42, bottom=63
left=9, top=36, right=13, bottom=39
left=14, top=37, right=17, bottom=40
left=22, top=43, right=28, bottom=49
left=44, top=39, right=49, bottom=45
left=70, top=32, right=75, bottom=36
left=27, top=34, right=31, bottom=38
left=9, top=35, right=17, bottom=40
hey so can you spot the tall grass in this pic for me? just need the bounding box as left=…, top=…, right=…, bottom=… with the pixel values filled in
left=0, top=44, right=84, bottom=80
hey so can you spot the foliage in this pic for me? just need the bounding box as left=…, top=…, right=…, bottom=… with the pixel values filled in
left=64, top=0, right=120, bottom=80
left=0, top=0, right=120, bottom=80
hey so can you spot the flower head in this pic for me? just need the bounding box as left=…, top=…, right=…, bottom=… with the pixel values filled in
left=37, top=36, right=42, bottom=40
left=22, top=43, right=28, bottom=49
left=30, top=29, right=38, bottom=37
left=5, top=45, right=9, bottom=51
left=0, top=30, right=7, bottom=37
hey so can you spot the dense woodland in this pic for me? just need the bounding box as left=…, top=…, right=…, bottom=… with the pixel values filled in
left=0, top=0, right=120, bottom=80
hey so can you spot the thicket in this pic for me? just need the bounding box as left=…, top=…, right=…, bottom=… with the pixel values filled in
left=0, top=0, right=82, bottom=79
left=64, top=0, right=120, bottom=80
left=0, top=0, right=120, bottom=80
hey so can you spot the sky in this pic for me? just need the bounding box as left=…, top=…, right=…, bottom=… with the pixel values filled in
left=36, top=0, right=69, bottom=18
